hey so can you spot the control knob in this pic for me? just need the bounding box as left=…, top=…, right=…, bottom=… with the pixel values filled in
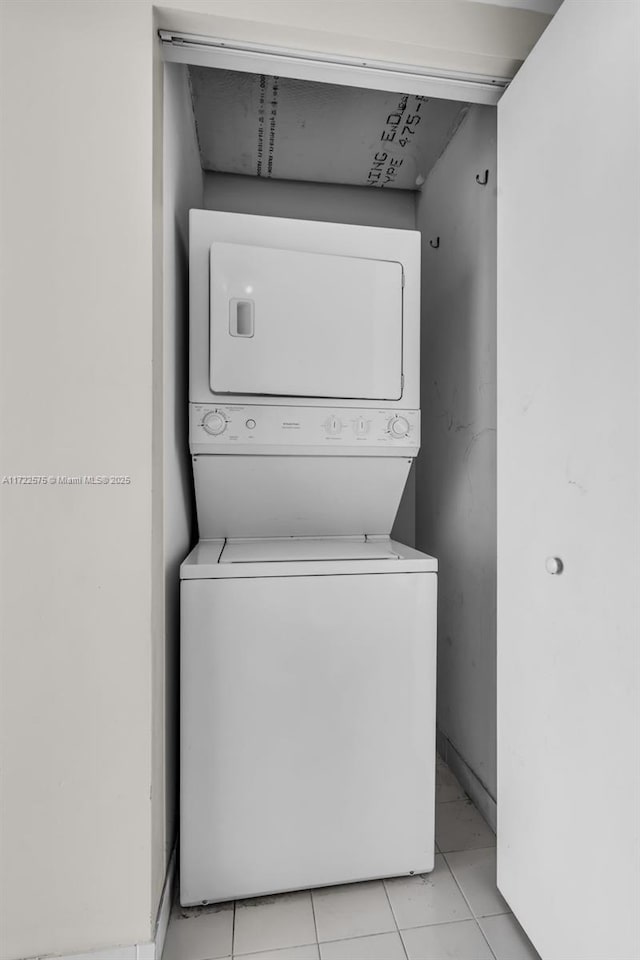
left=388, top=415, right=410, bottom=438
left=202, top=410, right=227, bottom=436
left=325, top=415, right=343, bottom=436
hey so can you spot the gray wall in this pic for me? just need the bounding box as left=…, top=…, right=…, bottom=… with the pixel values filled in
left=204, top=172, right=417, bottom=229
left=204, top=172, right=417, bottom=546
left=415, top=106, right=497, bottom=807
left=163, top=62, right=203, bottom=863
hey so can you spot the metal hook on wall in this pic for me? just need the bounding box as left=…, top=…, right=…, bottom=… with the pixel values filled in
left=476, top=169, right=489, bottom=186
left=429, top=237, right=440, bottom=249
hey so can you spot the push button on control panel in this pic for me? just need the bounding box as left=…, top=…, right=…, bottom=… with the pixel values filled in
left=246, top=419, right=256, bottom=430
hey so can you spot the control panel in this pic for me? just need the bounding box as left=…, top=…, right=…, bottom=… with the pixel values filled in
left=190, top=404, right=420, bottom=456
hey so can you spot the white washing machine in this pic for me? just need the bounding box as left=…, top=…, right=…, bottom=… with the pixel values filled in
left=181, top=211, right=437, bottom=905
left=181, top=537, right=437, bottom=906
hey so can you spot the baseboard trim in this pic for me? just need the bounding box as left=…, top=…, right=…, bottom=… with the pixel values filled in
left=34, top=846, right=177, bottom=960
left=436, top=727, right=497, bottom=832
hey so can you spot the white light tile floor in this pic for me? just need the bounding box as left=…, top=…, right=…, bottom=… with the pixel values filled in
left=162, top=757, right=542, bottom=960
left=312, top=881, right=395, bottom=942
left=320, top=931, right=406, bottom=960
left=435, top=755, right=467, bottom=804
left=402, top=919, right=495, bottom=960
left=444, top=848, right=509, bottom=919
left=234, top=892, right=316, bottom=956
left=162, top=902, right=233, bottom=960
left=384, top=856, right=471, bottom=929
left=435, top=799, right=497, bottom=854
left=238, top=945, right=319, bottom=960
left=479, top=914, right=541, bottom=960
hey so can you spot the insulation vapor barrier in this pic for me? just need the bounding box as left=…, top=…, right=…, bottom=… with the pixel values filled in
left=189, top=67, right=468, bottom=190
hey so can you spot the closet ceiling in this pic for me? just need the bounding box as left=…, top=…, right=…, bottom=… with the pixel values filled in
left=188, top=67, right=469, bottom=191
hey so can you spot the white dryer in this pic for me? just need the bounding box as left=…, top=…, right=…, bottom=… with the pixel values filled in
left=187, top=210, right=422, bottom=541
left=181, top=210, right=437, bottom=905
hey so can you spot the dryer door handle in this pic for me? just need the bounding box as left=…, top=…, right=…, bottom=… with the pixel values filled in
left=229, top=299, right=255, bottom=338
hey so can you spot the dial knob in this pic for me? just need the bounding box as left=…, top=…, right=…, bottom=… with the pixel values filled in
left=325, top=415, right=343, bottom=436
left=388, top=415, right=410, bottom=438
left=202, top=411, right=227, bottom=436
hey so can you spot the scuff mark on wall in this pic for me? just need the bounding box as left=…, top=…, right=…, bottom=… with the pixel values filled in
left=464, top=427, right=496, bottom=461
left=568, top=479, right=588, bottom=495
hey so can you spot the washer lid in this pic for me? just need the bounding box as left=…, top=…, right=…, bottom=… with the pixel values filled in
left=180, top=537, right=438, bottom=578
left=219, top=537, right=400, bottom=564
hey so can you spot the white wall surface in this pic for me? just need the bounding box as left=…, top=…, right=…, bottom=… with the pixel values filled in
left=157, top=0, right=554, bottom=80
left=467, top=0, right=562, bottom=13
left=0, top=2, right=519, bottom=957
left=162, top=62, right=203, bottom=884
left=0, top=2, right=155, bottom=957
left=415, top=107, right=497, bottom=800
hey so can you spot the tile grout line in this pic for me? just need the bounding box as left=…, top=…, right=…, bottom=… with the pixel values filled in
left=440, top=846, right=511, bottom=919
left=382, top=877, right=410, bottom=960
left=214, top=877, right=507, bottom=959
left=440, top=852, right=498, bottom=960
left=308, top=889, right=320, bottom=958
left=395, top=914, right=508, bottom=933
left=475, top=918, right=499, bottom=960
left=233, top=939, right=319, bottom=958
left=231, top=899, right=237, bottom=959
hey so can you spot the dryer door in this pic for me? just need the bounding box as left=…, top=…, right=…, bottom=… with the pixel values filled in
left=210, top=242, right=403, bottom=400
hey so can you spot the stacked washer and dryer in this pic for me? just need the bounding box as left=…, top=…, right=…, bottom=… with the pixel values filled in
left=180, top=210, right=437, bottom=906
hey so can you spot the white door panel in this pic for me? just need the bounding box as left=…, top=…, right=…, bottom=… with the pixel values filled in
left=210, top=242, right=403, bottom=399
left=497, top=3, right=640, bottom=959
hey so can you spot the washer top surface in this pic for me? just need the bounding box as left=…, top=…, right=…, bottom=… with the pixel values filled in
left=180, top=536, right=437, bottom=579
left=220, top=537, right=400, bottom=564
